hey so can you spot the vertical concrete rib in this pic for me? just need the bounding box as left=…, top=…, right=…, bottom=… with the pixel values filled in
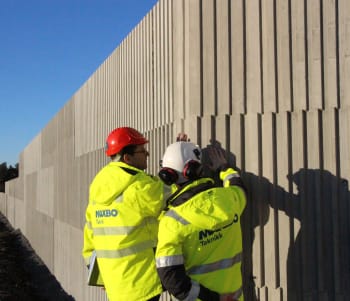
left=231, top=0, right=245, bottom=114
left=339, top=0, right=350, bottom=108
left=245, top=0, right=262, bottom=113
left=291, top=0, right=307, bottom=111
left=216, top=0, right=231, bottom=115
left=185, top=0, right=201, bottom=117
left=322, top=0, right=338, bottom=109
left=276, top=0, right=292, bottom=112
left=307, top=0, right=323, bottom=110
left=202, top=0, right=215, bottom=116
left=261, top=0, right=276, bottom=113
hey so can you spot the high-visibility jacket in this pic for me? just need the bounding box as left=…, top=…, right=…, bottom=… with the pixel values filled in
left=82, top=161, right=168, bottom=301
left=156, top=168, right=246, bottom=301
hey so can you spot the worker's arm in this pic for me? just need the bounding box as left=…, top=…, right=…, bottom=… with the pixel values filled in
left=82, top=207, right=94, bottom=266
left=206, top=144, right=247, bottom=194
left=156, top=216, right=221, bottom=301
left=157, top=263, right=220, bottom=301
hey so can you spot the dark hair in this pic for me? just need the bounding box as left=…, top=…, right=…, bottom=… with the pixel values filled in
left=110, top=145, right=138, bottom=161
left=121, top=145, right=137, bottom=155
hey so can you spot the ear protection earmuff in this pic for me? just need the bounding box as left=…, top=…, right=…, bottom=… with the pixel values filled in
left=158, top=167, right=179, bottom=185
left=159, top=160, right=203, bottom=185
left=183, top=160, right=203, bottom=180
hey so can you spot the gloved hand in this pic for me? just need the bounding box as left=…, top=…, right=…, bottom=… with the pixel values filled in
left=206, top=144, right=229, bottom=172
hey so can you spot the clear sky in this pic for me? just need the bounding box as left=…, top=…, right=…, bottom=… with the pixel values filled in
left=0, top=0, right=158, bottom=167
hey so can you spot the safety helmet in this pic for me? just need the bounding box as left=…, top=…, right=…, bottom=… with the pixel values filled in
left=159, top=142, right=203, bottom=185
left=105, top=127, right=148, bottom=157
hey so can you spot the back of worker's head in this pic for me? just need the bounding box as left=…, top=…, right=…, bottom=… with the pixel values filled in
left=159, top=141, right=203, bottom=185
left=105, top=127, right=148, bottom=158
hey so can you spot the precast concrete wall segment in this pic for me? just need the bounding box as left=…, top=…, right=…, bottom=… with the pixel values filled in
left=291, top=0, right=308, bottom=111
left=0, top=193, right=6, bottom=215
left=2, top=0, right=350, bottom=300
left=340, top=0, right=350, bottom=108
left=54, top=219, right=85, bottom=300
left=74, top=4, right=173, bottom=161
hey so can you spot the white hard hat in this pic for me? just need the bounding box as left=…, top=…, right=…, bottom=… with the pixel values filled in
left=161, top=141, right=201, bottom=172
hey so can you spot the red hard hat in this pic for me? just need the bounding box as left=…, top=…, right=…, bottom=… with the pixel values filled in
left=105, top=127, right=148, bottom=157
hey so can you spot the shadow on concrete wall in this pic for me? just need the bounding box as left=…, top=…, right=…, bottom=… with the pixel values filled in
left=0, top=213, right=75, bottom=301
left=202, top=142, right=350, bottom=301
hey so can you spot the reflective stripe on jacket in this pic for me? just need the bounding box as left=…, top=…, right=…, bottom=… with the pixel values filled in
left=82, top=161, right=168, bottom=301
left=156, top=169, right=246, bottom=301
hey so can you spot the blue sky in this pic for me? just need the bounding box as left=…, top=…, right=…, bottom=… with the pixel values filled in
left=0, top=0, right=158, bottom=167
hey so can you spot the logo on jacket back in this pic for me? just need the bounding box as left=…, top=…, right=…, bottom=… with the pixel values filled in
left=95, top=209, right=118, bottom=218
left=198, top=214, right=238, bottom=246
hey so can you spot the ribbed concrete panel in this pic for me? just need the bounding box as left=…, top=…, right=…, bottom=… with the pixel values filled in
left=166, top=0, right=173, bottom=125
left=160, top=292, right=171, bottom=301
left=276, top=112, right=292, bottom=301
left=323, top=0, right=338, bottom=109
left=261, top=113, right=277, bottom=291
left=185, top=0, right=201, bottom=116
left=147, top=130, right=156, bottom=175
left=0, top=193, right=6, bottom=214
left=307, top=0, right=323, bottom=110
left=154, top=2, right=162, bottom=127
left=2, top=1, right=350, bottom=299
left=141, top=13, right=152, bottom=131
left=172, top=0, right=185, bottom=121
left=5, top=194, right=15, bottom=225
left=55, top=102, right=77, bottom=226
left=215, top=115, right=229, bottom=150
left=276, top=0, right=292, bottom=113
left=41, top=114, right=58, bottom=169
left=85, top=287, right=108, bottom=301
left=184, top=115, right=201, bottom=145
left=306, top=110, right=324, bottom=294
left=202, top=0, right=215, bottom=116
left=77, top=153, right=91, bottom=229
left=261, top=0, right=276, bottom=113
left=135, top=23, right=141, bottom=131
left=37, top=166, right=54, bottom=217
left=291, top=0, right=307, bottom=111
left=289, top=110, right=305, bottom=300
left=246, top=0, right=262, bottom=113
left=14, top=198, right=25, bottom=231
left=6, top=176, right=23, bottom=202
left=231, top=0, right=245, bottom=114
left=124, top=34, right=132, bottom=128
left=339, top=0, right=350, bottom=108
left=216, top=0, right=231, bottom=115
left=243, top=113, right=262, bottom=291
left=228, top=114, right=243, bottom=169
left=339, top=108, right=350, bottom=179
left=339, top=108, right=350, bottom=297
left=322, top=108, right=342, bottom=296
left=23, top=133, right=41, bottom=175
left=25, top=207, right=54, bottom=272
left=200, top=115, right=213, bottom=148
left=54, top=220, right=86, bottom=300
left=25, top=172, right=37, bottom=209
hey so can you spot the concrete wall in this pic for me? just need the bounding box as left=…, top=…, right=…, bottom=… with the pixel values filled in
left=1, top=0, right=350, bottom=300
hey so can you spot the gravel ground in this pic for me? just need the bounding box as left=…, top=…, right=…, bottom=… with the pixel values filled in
left=0, top=212, right=75, bottom=301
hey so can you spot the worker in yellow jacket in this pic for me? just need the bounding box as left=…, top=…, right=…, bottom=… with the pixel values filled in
left=156, top=142, right=247, bottom=301
left=82, top=127, right=170, bottom=301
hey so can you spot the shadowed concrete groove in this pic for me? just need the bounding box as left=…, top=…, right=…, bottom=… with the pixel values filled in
left=0, top=212, right=75, bottom=301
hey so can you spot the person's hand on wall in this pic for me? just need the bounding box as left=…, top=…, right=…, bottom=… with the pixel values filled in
left=206, top=143, right=228, bottom=172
